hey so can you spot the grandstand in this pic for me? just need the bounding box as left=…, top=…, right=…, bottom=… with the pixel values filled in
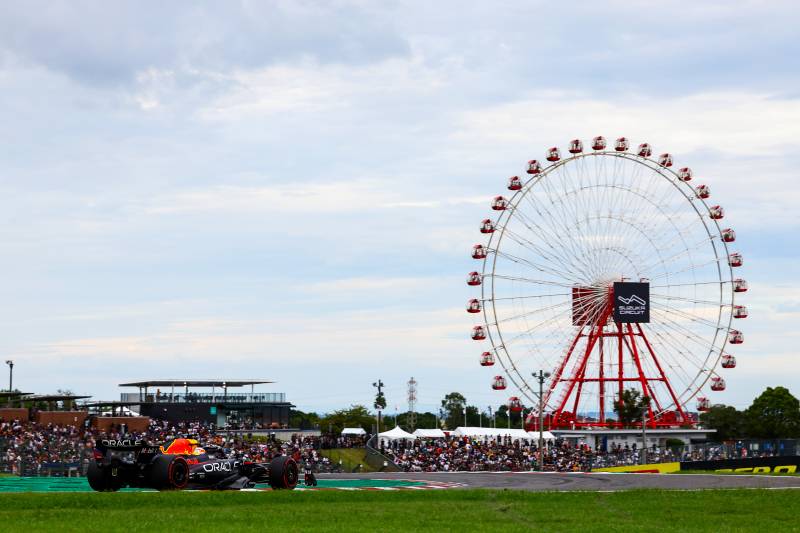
left=117, top=379, right=292, bottom=427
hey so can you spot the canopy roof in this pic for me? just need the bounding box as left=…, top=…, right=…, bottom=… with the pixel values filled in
left=341, top=427, right=367, bottom=435
left=23, top=394, right=91, bottom=402
left=0, top=391, right=32, bottom=398
left=378, top=426, right=416, bottom=441
left=412, top=428, right=446, bottom=438
left=527, top=431, right=556, bottom=441
left=119, top=380, right=274, bottom=388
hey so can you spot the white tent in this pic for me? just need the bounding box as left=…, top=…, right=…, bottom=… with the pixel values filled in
left=413, top=428, right=446, bottom=439
left=341, top=427, right=366, bottom=436
left=378, top=426, right=416, bottom=445
left=451, top=427, right=535, bottom=441
left=527, top=431, right=557, bottom=442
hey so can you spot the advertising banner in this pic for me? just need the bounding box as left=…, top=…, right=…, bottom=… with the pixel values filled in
left=679, top=456, right=800, bottom=474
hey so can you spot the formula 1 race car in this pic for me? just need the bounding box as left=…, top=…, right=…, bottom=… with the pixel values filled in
left=87, top=437, right=298, bottom=492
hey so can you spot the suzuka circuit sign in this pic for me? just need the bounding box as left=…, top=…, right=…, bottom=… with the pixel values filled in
left=613, top=282, right=650, bottom=323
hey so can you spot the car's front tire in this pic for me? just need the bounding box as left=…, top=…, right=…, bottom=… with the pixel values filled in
left=269, top=456, right=298, bottom=490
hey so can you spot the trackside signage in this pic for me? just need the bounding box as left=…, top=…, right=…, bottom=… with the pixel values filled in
left=680, top=456, right=800, bottom=473
left=613, top=282, right=650, bottom=323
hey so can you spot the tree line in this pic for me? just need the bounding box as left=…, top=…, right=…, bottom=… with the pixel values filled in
left=700, top=386, right=800, bottom=440
left=289, top=386, right=800, bottom=441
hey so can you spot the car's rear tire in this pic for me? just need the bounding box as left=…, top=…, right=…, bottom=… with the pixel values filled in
left=269, top=456, right=298, bottom=490
left=147, top=455, right=190, bottom=490
left=87, top=462, right=123, bottom=492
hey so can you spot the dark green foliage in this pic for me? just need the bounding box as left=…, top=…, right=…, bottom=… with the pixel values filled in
left=318, top=405, right=375, bottom=434
left=613, top=389, right=651, bottom=427
left=745, top=386, right=800, bottom=438
left=699, top=404, right=746, bottom=441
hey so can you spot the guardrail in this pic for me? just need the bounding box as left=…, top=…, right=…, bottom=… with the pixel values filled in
left=365, top=435, right=401, bottom=472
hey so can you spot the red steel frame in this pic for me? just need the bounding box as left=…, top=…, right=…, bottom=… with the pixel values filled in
left=539, top=286, right=690, bottom=429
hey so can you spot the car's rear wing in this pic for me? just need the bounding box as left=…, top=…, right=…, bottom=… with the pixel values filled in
left=95, top=438, right=152, bottom=452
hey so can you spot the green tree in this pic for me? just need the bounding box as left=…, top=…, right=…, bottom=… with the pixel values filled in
left=373, top=390, right=387, bottom=432
left=396, top=411, right=437, bottom=432
left=318, top=405, right=375, bottom=434
left=614, top=389, right=651, bottom=427
left=494, top=404, right=523, bottom=428
left=441, top=392, right=466, bottom=429
left=289, top=409, right=321, bottom=430
left=699, top=404, right=746, bottom=441
left=745, top=386, right=800, bottom=438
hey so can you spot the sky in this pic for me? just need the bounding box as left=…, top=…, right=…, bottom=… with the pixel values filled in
left=0, top=1, right=799, bottom=415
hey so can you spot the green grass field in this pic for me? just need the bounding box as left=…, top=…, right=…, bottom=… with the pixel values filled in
left=1, top=489, right=799, bottom=532
left=320, top=448, right=377, bottom=472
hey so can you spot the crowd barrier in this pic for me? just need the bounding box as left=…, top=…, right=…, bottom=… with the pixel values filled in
left=593, top=456, right=800, bottom=474
left=680, top=455, right=800, bottom=474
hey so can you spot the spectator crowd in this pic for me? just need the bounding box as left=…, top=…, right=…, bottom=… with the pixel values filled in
left=0, top=418, right=354, bottom=476
left=382, top=435, right=595, bottom=472
left=2, top=416, right=793, bottom=477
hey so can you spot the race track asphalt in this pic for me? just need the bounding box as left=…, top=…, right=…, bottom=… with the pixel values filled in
left=321, top=471, right=800, bottom=491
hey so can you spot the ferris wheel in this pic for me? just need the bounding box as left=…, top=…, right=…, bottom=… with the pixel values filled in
left=466, top=137, right=748, bottom=429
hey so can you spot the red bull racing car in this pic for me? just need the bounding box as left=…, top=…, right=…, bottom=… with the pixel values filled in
left=88, top=437, right=298, bottom=491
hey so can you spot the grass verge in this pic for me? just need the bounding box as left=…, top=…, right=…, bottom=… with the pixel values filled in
left=1, top=488, right=799, bottom=532
left=319, top=448, right=377, bottom=472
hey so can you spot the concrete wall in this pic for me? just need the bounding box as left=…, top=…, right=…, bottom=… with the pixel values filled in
left=34, top=411, right=88, bottom=426
left=92, top=416, right=150, bottom=433
left=0, top=408, right=29, bottom=421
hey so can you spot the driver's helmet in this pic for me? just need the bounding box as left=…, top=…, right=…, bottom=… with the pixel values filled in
left=162, top=438, right=205, bottom=456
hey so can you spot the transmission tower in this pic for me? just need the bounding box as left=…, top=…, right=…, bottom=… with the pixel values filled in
left=407, top=377, right=418, bottom=431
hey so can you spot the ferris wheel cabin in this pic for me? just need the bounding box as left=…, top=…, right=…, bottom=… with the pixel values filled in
left=472, top=326, right=486, bottom=340
left=472, top=244, right=487, bottom=259
left=508, top=396, right=523, bottom=412
left=592, top=136, right=606, bottom=150
left=695, top=184, right=710, bottom=199
left=480, top=219, right=495, bottom=234
left=637, top=143, right=652, bottom=157
left=710, top=376, right=726, bottom=391
left=491, top=196, right=508, bottom=211
left=466, top=271, right=482, bottom=286
left=527, top=160, right=542, bottom=174
left=722, top=228, right=736, bottom=242
left=480, top=351, right=495, bottom=366
left=721, top=354, right=737, bottom=368
left=568, top=139, right=583, bottom=154
left=546, top=147, right=561, bottom=162
left=507, top=176, right=522, bottom=190
left=678, top=167, right=693, bottom=181
left=658, top=153, right=673, bottom=167
left=696, top=397, right=710, bottom=411
left=728, top=330, right=744, bottom=344
left=614, top=137, right=629, bottom=151
left=466, top=298, right=482, bottom=313
left=492, top=376, right=507, bottom=390
left=733, top=279, right=748, bottom=292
